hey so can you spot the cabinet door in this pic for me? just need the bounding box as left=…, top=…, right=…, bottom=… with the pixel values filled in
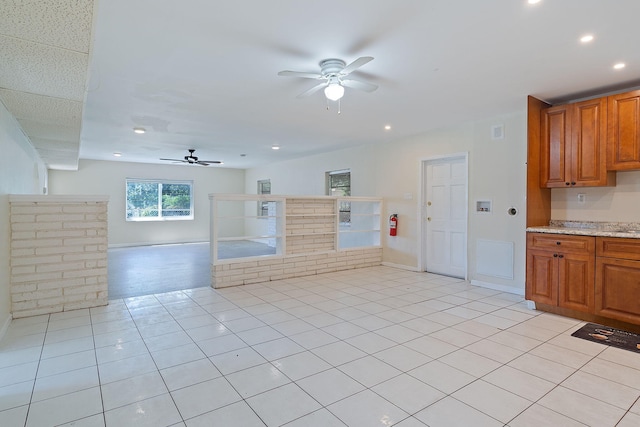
left=526, top=249, right=557, bottom=305
left=608, top=90, right=640, bottom=170
left=558, top=252, right=594, bottom=313
left=595, top=257, right=640, bottom=323
left=571, top=98, right=614, bottom=186
left=540, top=105, right=571, bottom=188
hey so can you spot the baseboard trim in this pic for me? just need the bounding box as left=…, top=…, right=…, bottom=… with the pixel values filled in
left=0, top=314, right=12, bottom=343
left=470, top=279, right=525, bottom=296
left=381, top=262, right=421, bottom=272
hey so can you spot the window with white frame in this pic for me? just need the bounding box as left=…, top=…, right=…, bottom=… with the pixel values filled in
left=126, top=179, right=194, bottom=221
left=257, top=179, right=271, bottom=216
left=326, top=170, right=351, bottom=224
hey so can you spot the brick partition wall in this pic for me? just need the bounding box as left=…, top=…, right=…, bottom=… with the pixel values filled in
left=9, top=195, right=109, bottom=318
left=286, top=198, right=336, bottom=255
left=210, top=195, right=383, bottom=289
left=212, top=247, right=383, bottom=288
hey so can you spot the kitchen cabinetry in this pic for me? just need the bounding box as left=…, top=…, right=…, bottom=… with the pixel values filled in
left=540, top=98, right=615, bottom=188
left=595, top=237, right=640, bottom=324
left=526, top=233, right=595, bottom=313
left=607, top=90, right=640, bottom=170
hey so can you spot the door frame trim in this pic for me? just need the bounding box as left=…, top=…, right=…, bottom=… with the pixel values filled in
left=417, top=152, right=469, bottom=279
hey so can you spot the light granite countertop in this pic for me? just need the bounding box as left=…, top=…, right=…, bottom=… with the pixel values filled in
left=527, top=220, right=640, bottom=239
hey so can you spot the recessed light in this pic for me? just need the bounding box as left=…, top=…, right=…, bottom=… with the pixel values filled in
left=580, top=34, right=594, bottom=43
left=133, top=127, right=146, bottom=134
left=272, top=145, right=280, bottom=150
left=614, top=62, right=626, bottom=70
left=527, top=0, right=541, bottom=4
left=113, top=152, right=122, bottom=157
left=384, top=125, right=391, bottom=131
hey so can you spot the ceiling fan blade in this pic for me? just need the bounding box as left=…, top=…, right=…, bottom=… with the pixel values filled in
left=296, top=82, right=328, bottom=98
left=160, top=158, right=186, bottom=162
left=197, top=160, right=222, bottom=164
left=341, top=78, right=378, bottom=92
left=278, top=70, right=323, bottom=79
left=340, top=56, right=374, bottom=75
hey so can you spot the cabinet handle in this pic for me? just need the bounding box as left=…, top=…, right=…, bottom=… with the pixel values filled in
left=571, top=182, right=576, bottom=186
left=558, top=254, right=564, bottom=258
left=553, top=254, right=558, bottom=257
left=565, top=182, right=570, bottom=186
left=556, top=241, right=561, bottom=245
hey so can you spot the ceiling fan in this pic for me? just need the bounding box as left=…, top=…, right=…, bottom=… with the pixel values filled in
left=160, top=149, right=221, bottom=166
left=278, top=56, right=378, bottom=101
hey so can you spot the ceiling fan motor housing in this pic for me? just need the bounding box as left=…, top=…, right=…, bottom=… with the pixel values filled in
left=319, top=59, right=346, bottom=77
left=185, top=149, right=197, bottom=162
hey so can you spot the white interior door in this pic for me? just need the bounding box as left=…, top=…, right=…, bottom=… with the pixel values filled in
left=424, top=156, right=467, bottom=278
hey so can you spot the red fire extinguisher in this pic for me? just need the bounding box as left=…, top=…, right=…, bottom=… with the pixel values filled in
left=389, top=214, right=398, bottom=236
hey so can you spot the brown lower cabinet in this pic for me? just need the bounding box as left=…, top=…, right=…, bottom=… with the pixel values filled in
left=526, top=233, right=595, bottom=313
left=595, top=237, right=640, bottom=324
left=527, top=233, right=640, bottom=325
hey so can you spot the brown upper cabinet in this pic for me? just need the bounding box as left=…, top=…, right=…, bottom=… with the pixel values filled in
left=608, top=90, right=640, bottom=170
left=540, top=98, right=615, bottom=188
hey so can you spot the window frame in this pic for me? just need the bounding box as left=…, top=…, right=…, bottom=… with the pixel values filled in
left=125, top=179, right=194, bottom=221
left=326, top=170, right=351, bottom=225
left=257, top=179, right=271, bottom=217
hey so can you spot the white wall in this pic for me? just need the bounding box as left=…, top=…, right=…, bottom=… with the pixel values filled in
left=246, top=111, right=528, bottom=293
left=0, top=102, right=47, bottom=329
left=551, top=170, right=640, bottom=222
left=49, top=160, right=245, bottom=246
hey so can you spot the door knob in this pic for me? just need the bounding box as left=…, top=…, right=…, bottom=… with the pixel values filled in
left=427, top=201, right=432, bottom=206
left=427, top=217, right=431, bottom=221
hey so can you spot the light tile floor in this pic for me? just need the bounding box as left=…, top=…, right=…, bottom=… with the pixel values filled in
left=1, top=266, right=640, bottom=426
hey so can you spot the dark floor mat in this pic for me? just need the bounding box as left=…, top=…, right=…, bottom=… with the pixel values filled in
left=571, top=323, right=640, bottom=354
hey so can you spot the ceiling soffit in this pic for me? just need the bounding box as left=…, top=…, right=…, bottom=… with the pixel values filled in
left=0, top=0, right=94, bottom=170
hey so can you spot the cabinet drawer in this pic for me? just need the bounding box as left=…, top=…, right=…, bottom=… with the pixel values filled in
left=527, top=233, right=595, bottom=253
left=596, top=237, right=640, bottom=261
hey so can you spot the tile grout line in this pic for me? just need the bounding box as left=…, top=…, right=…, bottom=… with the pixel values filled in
left=23, top=314, right=50, bottom=427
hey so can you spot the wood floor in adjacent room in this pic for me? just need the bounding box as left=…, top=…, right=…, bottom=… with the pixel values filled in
left=108, top=243, right=211, bottom=300
left=107, top=241, right=276, bottom=299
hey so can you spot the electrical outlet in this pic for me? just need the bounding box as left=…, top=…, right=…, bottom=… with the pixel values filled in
left=577, top=193, right=586, bottom=204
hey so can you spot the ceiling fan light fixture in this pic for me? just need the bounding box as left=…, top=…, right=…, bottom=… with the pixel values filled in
left=133, top=127, right=146, bottom=134
left=324, top=83, right=344, bottom=101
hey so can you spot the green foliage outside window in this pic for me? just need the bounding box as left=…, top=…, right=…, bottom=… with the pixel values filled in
left=328, top=171, right=351, bottom=224
left=126, top=180, right=193, bottom=220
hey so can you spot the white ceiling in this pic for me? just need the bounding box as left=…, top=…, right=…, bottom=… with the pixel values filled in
left=3, top=1, right=640, bottom=170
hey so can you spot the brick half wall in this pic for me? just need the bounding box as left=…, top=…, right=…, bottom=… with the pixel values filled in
left=9, top=195, right=109, bottom=318
left=212, top=247, right=383, bottom=288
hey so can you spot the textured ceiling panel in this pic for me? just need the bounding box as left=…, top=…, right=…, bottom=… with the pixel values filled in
left=0, top=0, right=94, bottom=171
left=0, top=0, right=93, bottom=53
left=0, top=35, right=88, bottom=101
left=18, top=119, right=81, bottom=141
left=0, top=89, right=82, bottom=127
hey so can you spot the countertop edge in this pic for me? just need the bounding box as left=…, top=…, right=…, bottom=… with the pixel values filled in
left=527, top=227, right=640, bottom=239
